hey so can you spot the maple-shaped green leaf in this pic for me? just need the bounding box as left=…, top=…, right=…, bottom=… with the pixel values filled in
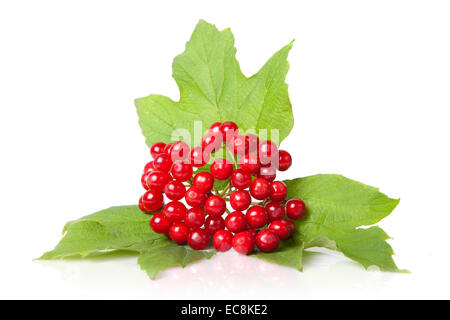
left=40, top=206, right=215, bottom=278
left=138, top=239, right=215, bottom=279
left=135, top=20, right=294, bottom=147
left=283, top=174, right=405, bottom=272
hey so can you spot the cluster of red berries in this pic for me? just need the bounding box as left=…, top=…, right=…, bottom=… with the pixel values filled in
left=138, top=121, right=306, bottom=255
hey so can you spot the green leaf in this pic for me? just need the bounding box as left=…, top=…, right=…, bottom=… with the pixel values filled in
left=252, top=238, right=304, bottom=271
left=138, top=239, right=216, bottom=279
left=40, top=205, right=216, bottom=278
left=40, top=205, right=161, bottom=259
left=284, top=174, right=403, bottom=272
left=135, top=20, right=294, bottom=147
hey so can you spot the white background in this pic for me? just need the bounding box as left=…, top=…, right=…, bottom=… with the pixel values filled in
left=1, top=0, right=449, bottom=299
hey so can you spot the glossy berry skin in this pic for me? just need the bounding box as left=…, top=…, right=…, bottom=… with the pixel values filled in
left=188, top=228, right=210, bottom=250
left=229, top=135, right=249, bottom=155
left=246, top=205, right=269, bottom=229
left=204, top=216, right=225, bottom=235
left=285, top=198, right=306, bottom=220
left=210, top=159, right=233, bottom=180
left=153, top=153, right=173, bottom=172
left=225, top=211, right=247, bottom=233
left=164, top=180, right=186, bottom=201
left=270, top=181, right=288, bottom=202
left=146, top=171, right=171, bottom=191
left=250, top=178, right=271, bottom=200
left=243, top=228, right=258, bottom=239
left=139, top=195, right=149, bottom=213
left=204, top=195, right=226, bottom=217
left=258, top=140, right=278, bottom=165
left=141, top=171, right=152, bottom=190
left=232, top=231, right=255, bottom=255
left=193, top=172, right=214, bottom=192
left=230, top=169, right=252, bottom=190
left=202, top=130, right=222, bottom=153
left=265, top=201, right=285, bottom=222
left=278, top=150, right=292, bottom=171
left=268, top=220, right=291, bottom=240
left=213, top=230, right=233, bottom=252
left=256, top=229, right=280, bottom=252
left=143, top=161, right=155, bottom=173
left=219, top=121, right=238, bottom=142
left=163, top=201, right=187, bottom=223
left=185, top=208, right=206, bottom=229
left=258, top=166, right=276, bottom=182
left=170, top=141, right=190, bottom=161
left=169, top=223, right=189, bottom=244
left=142, top=189, right=164, bottom=212
left=229, top=190, right=251, bottom=211
left=283, top=219, right=296, bottom=236
left=171, top=160, right=193, bottom=182
left=238, top=153, right=260, bottom=174
left=150, top=142, right=166, bottom=159
left=245, top=134, right=259, bottom=153
left=150, top=212, right=172, bottom=234
left=209, top=122, right=222, bottom=134
left=185, top=186, right=207, bottom=208
left=189, top=146, right=210, bottom=167
left=164, top=143, right=175, bottom=155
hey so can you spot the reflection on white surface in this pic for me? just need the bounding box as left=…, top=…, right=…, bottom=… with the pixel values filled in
left=34, top=248, right=407, bottom=299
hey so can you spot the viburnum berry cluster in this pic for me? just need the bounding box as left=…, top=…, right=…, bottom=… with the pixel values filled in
left=138, top=121, right=306, bottom=254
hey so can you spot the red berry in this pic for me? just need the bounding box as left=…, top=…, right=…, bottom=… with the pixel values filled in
left=283, top=219, right=296, bottom=236
left=229, top=135, right=249, bottom=155
left=204, top=195, right=226, bottom=217
left=185, top=186, right=207, bottom=208
left=245, top=134, right=259, bottom=153
left=164, top=180, right=186, bottom=201
left=141, top=171, right=152, bottom=190
left=243, top=228, right=258, bottom=239
left=264, top=201, right=285, bottom=222
left=169, top=223, right=189, bottom=244
left=189, top=146, right=210, bottom=167
left=250, top=178, right=271, bottom=200
left=209, top=122, right=222, bottom=134
left=193, top=172, right=214, bottom=192
left=256, top=229, right=280, bottom=252
left=163, top=143, right=175, bottom=154
left=258, top=166, right=276, bottom=182
left=220, top=121, right=238, bottom=142
left=202, top=130, right=222, bottom=153
left=185, top=208, right=206, bottom=229
left=238, top=153, right=260, bottom=174
left=230, top=169, right=252, bottom=190
left=187, top=228, right=210, bottom=250
left=210, top=159, right=233, bottom=180
left=153, top=153, right=173, bottom=172
left=225, top=211, right=247, bottom=233
left=170, top=141, right=190, bottom=161
left=146, top=171, right=172, bottom=191
left=150, top=212, right=172, bottom=234
left=150, top=142, right=166, bottom=159
left=246, top=205, right=269, bottom=229
left=204, top=216, right=225, bottom=235
left=143, top=161, right=155, bottom=173
left=163, top=201, right=186, bottom=223
left=278, top=150, right=292, bottom=171
left=285, top=198, right=306, bottom=220
left=229, top=190, right=251, bottom=211
left=268, top=220, right=291, bottom=240
left=270, top=181, right=288, bottom=202
left=258, top=140, right=278, bottom=165
left=142, top=189, right=164, bottom=212
left=171, top=160, right=193, bottom=182
left=232, top=231, right=255, bottom=255
left=213, top=230, right=233, bottom=252
left=139, top=195, right=150, bottom=213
